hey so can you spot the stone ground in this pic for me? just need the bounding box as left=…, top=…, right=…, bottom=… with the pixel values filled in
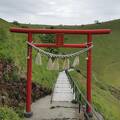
left=25, top=71, right=85, bottom=120
left=25, top=95, right=84, bottom=120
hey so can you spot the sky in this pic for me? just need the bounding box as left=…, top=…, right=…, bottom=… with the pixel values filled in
left=0, top=0, right=120, bottom=25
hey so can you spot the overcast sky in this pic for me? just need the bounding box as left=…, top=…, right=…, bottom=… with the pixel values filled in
left=0, top=0, right=120, bottom=25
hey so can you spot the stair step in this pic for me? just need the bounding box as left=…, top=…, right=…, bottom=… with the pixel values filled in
left=52, top=93, right=73, bottom=101
left=54, top=88, right=73, bottom=92
left=52, top=71, right=74, bottom=102
left=54, top=91, right=73, bottom=94
left=56, top=81, right=69, bottom=83
left=55, top=84, right=71, bottom=88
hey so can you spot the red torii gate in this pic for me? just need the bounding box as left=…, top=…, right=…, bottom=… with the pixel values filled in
left=10, top=28, right=111, bottom=117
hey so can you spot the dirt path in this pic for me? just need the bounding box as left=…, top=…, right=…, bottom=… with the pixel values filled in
left=25, top=95, right=84, bottom=120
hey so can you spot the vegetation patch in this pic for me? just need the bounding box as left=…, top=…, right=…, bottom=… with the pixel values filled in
left=108, top=85, right=120, bottom=100
left=0, top=59, right=51, bottom=118
left=0, top=107, right=21, bottom=120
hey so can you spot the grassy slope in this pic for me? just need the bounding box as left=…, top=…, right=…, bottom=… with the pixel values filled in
left=0, top=18, right=120, bottom=120
left=0, top=18, right=58, bottom=89
left=67, top=20, right=120, bottom=120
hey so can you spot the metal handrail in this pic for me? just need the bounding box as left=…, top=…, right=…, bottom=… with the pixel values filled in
left=65, top=70, right=101, bottom=120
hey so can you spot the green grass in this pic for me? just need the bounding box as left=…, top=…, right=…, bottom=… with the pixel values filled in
left=0, top=18, right=58, bottom=119
left=0, top=107, right=21, bottom=120
left=70, top=71, right=120, bottom=120
left=63, top=19, right=120, bottom=90
left=63, top=19, right=120, bottom=120
left=0, top=18, right=120, bottom=119
left=0, top=18, right=58, bottom=89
